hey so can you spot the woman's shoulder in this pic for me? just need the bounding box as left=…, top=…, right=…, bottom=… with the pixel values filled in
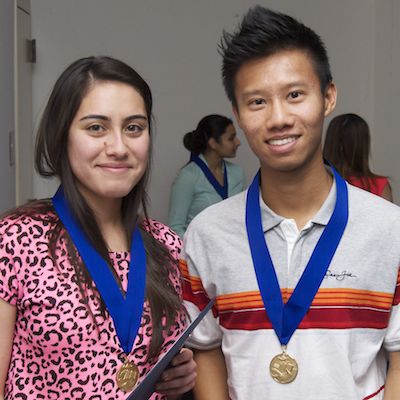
left=143, top=219, right=182, bottom=255
left=0, top=200, right=57, bottom=235
left=172, top=162, right=203, bottom=185
left=225, top=160, right=244, bottom=174
left=179, top=161, right=204, bottom=175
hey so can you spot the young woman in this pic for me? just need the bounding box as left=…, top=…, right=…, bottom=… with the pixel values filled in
left=324, top=113, right=393, bottom=201
left=168, top=114, right=245, bottom=238
left=0, top=56, right=195, bottom=400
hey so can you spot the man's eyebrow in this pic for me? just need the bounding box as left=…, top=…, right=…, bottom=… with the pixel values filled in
left=241, top=82, right=309, bottom=97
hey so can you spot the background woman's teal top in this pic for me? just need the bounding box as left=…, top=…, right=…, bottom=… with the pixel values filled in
left=168, top=154, right=246, bottom=238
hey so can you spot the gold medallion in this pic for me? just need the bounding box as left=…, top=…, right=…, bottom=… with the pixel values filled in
left=269, top=347, right=298, bottom=384
left=116, top=360, right=139, bottom=392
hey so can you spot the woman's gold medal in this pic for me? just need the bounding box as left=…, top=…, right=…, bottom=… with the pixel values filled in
left=116, top=359, right=139, bottom=392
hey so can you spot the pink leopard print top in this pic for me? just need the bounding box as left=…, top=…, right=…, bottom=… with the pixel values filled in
left=0, top=206, right=186, bottom=400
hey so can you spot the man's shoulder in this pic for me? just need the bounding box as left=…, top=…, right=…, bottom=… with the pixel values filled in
left=348, top=184, right=400, bottom=215
left=347, top=184, right=400, bottom=230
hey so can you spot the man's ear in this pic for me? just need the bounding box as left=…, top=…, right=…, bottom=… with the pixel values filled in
left=324, top=82, right=337, bottom=117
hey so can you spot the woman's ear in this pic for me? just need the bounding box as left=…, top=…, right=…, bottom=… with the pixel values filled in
left=207, top=137, right=219, bottom=150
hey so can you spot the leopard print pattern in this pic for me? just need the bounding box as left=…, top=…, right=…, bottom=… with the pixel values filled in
left=0, top=207, right=186, bottom=400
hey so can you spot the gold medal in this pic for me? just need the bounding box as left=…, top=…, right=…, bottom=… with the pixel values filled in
left=269, top=346, right=298, bottom=384
left=116, top=359, right=139, bottom=392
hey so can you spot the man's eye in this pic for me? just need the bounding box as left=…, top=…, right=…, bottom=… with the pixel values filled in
left=251, top=98, right=265, bottom=106
left=289, top=91, right=302, bottom=99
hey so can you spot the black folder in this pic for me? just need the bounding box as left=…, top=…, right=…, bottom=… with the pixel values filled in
left=127, top=298, right=215, bottom=400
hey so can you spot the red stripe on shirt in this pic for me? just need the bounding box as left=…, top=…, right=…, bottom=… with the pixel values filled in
left=392, top=268, right=400, bottom=306
left=219, top=307, right=391, bottom=330
left=362, top=385, right=384, bottom=399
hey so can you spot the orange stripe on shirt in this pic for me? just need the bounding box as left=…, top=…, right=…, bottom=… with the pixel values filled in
left=216, top=289, right=393, bottom=313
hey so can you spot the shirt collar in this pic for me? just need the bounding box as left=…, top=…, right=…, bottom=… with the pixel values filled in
left=198, top=153, right=208, bottom=165
left=258, top=169, right=338, bottom=233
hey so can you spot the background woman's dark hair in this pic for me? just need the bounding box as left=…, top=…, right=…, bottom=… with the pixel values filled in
left=183, top=114, right=233, bottom=155
left=34, top=56, right=182, bottom=359
left=323, top=113, right=382, bottom=191
left=220, top=6, right=332, bottom=108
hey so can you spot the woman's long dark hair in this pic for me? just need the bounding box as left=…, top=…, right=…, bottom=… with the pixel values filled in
left=34, top=56, right=183, bottom=359
left=323, top=113, right=383, bottom=191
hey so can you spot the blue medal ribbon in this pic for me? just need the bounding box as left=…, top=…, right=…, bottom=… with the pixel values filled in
left=52, top=186, right=146, bottom=354
left=190, top=153, right=228, bottom=199
left=245, top=167, right=348, bottom=345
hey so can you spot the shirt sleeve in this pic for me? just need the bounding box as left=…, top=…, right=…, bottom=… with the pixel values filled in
left=167, top=167, right=196, bottom=238
left=179, top=228, right=223, bottom=350
left=384, top=266, right=400, bottom=352
left=0, top=217, right=21, bottom=305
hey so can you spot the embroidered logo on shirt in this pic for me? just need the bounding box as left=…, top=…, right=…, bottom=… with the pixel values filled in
left=324, top=269, right=357, bottom=281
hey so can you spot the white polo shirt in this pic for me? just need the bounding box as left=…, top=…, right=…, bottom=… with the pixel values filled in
left=181, top=181, right=400, bottom=400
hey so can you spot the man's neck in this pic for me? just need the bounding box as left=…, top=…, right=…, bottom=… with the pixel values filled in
left=260, top=160, right=333, bottom=230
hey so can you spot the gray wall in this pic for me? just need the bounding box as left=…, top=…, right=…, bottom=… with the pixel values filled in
left=0, top=0, right=15, bottom=211
left=31, top=0, right=400, bottom=222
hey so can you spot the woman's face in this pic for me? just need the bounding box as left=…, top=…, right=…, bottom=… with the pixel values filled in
left=67, top=80, right=150, bottom=208
left=213, top=124, right=241, bottom=158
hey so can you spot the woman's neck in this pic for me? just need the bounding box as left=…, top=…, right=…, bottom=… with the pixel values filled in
left=202, top=150, right=224, bottom=185
left=202, top=150, right=223, bottom=172
left=78, top=186, right=129, bottom=251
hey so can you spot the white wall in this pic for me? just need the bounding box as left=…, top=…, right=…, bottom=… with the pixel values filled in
left=31, top=0, right=399, bottom=222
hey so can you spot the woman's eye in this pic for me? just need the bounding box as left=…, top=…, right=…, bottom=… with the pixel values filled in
left=88, top=124, right=104, bottom=133
left=126, top=124, right=145, bottom=135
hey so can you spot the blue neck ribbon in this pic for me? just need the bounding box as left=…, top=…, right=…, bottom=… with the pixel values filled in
left=245, top=167, right=348, bottom=345
left=52, top=186, right=146, bottom=354
left=190, top=153, right=228, bottom=199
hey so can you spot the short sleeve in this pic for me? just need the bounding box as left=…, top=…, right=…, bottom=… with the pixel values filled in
left=0, top=217, right=21, bottom=305
left=180, top=246, right=223, bottom=350
left=384, top=266, right=400, bottom=352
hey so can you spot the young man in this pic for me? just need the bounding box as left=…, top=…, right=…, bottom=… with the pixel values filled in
left=181, top=6, right=400, bottom=400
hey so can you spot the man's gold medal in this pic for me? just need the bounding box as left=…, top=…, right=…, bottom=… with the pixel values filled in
left=269, top=349, right=298, bottom=384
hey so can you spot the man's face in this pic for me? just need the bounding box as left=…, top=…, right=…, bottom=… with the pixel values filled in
left=233, top=49, right=336, bottom=175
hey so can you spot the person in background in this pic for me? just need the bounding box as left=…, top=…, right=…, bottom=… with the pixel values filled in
left=324, top=113, right=393, bottom=201
left=168, top=114, right=245, bottom=238
left=181, top=6, right=400, bottom=400
left=0, top=56, right=196, bottom=400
